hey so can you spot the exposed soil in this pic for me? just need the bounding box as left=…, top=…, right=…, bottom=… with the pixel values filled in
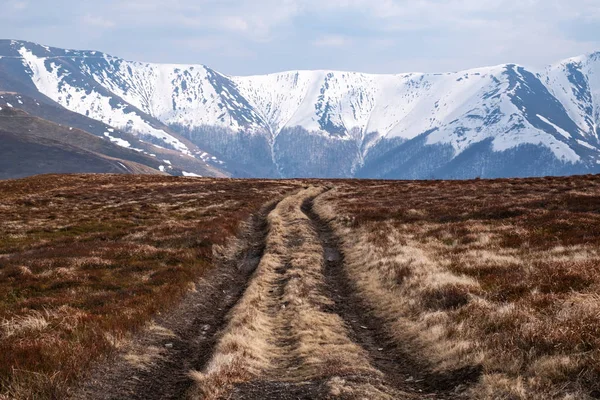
left=230, top=378, right=348, bottom=400
left=70, top=198, right=281, bottom=400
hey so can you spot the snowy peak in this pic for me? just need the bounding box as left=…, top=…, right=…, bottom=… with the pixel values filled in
left=235, top=70, right=381, bottom=138
left=83, top=58, right=266, bottom=132
left=1, top=39, right=600, bottom=178
left=544, top=52, right=600, bottom=144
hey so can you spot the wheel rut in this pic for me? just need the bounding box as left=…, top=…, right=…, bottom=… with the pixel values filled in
left=219, top=188, right=413, bottom=399
left=302, top=196, right=464, bottom=399
left=70, top=198, right=281, bottom=400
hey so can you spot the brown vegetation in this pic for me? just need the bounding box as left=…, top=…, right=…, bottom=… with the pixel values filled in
left=5, top=173, right=600, bottom=400
left=0, top=174, right=295, bottom=399
left=314, top=175, right=600, bottom=399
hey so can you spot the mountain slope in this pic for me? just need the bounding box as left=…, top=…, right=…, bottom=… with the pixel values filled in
left=0, top=107, right=166, bottom=179
left=1, top=39, right=599, bottom=179
left=0, top=91, right=228, bottom=178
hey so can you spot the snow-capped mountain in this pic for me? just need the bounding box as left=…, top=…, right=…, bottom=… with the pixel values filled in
left=1, top=39, right=599, bottom=179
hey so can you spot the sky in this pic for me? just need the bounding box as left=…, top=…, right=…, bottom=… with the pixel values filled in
left=2, top=0, right=600, bottom=76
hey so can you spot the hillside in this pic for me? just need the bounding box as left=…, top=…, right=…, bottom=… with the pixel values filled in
left=0, top=91, right=229, bottom=179
left=0, top=107, right=169, bottom=179
left=1, top=39, right=599, bottom=178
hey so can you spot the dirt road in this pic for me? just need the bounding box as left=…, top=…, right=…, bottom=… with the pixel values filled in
left=74, top=187, right=471, bottom=400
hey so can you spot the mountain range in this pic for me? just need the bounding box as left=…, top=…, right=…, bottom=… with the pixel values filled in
left=1, top=39, right=599, bottom=179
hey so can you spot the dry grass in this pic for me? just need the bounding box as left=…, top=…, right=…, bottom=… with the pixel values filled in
left=315, top=175, right=600, bottom=399
left=0, top=174, right=296, bottom=400
left=189, top=187, right=398, bottom=399
left=7, top=173, right=600, bottom=399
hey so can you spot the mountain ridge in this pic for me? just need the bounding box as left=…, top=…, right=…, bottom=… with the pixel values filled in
left=1, top=39, right=599, bottom=179
left=6, top=38, right=599, bottom=77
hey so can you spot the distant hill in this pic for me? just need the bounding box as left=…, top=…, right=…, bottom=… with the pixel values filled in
left=0, top=92, right=229, bottom=179
left=0, top=107, right=166, bottom=179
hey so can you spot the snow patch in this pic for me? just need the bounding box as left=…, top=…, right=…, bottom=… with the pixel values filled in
left=577, top=140, right=597, bottom=150
left=103, top=132, right=131, bottom=148
left=536, top=114, right=571, bottom=139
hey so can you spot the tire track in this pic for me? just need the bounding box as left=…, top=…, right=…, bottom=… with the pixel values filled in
left=302, top=197, right=438, bottom=398
left=71, top=198, right=281, bottom=400
left=193, top=188, right=411, bottom=399
left=304, top=193, right=476, bottom=399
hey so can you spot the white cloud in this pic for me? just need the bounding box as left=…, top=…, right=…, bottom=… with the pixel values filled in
left=309, top=0, right=600, bottom=31
left=313, top=35, right=351, bottom=47
left=218, top=16, right=250, bottom=32
left=177, top=37, right=257, bottom=59
left=76, top=0, right=600, bottom=49
left=81, top=14, right=116, bottom=29
left=109, top=0, right=300, bottom=41
left=11, top=1, right=28, bottom=10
